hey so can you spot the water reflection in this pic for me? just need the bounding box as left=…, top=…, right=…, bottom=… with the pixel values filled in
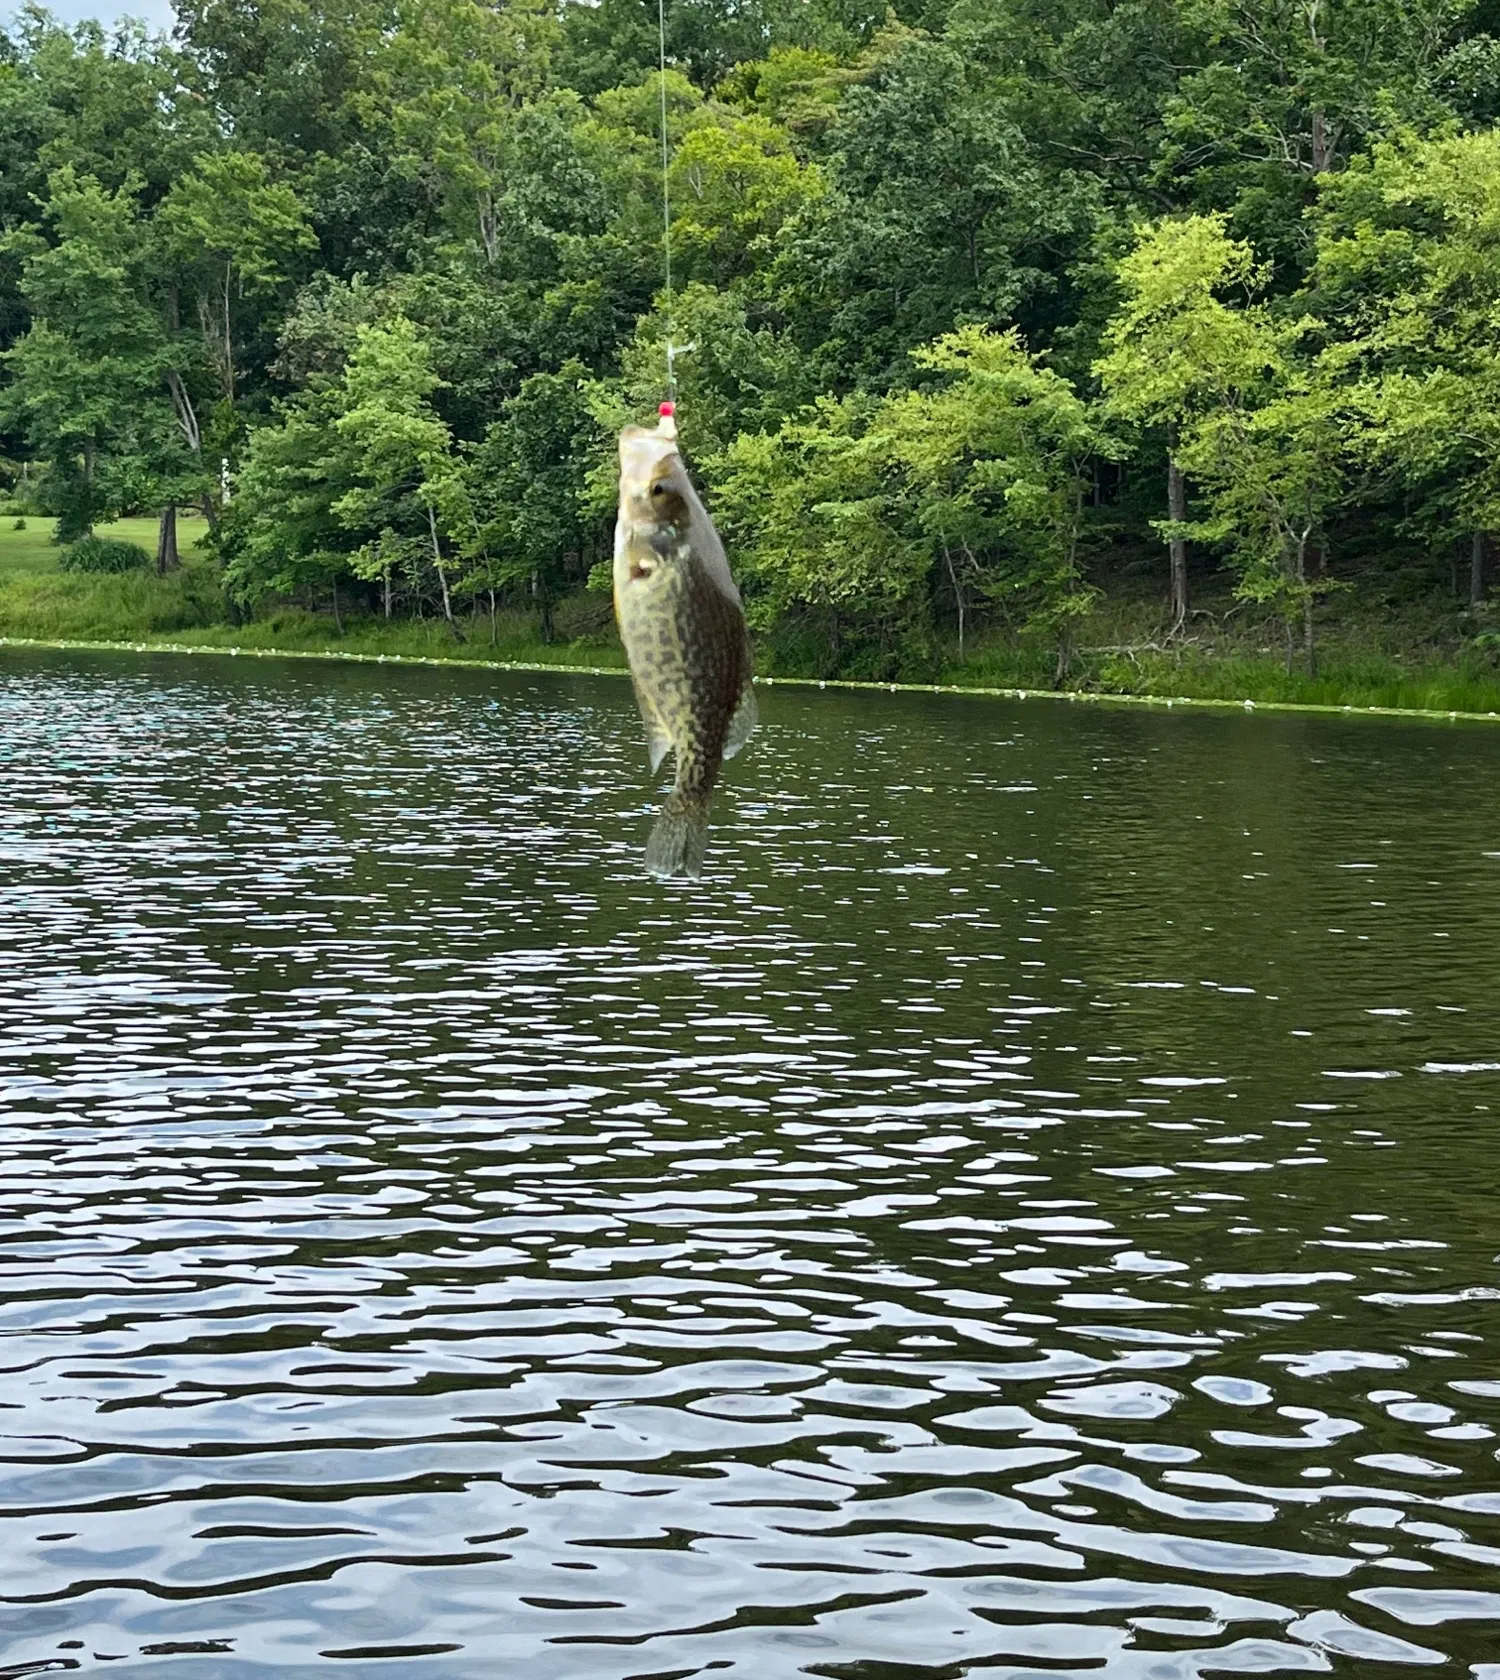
left=0, top=649, right=1496, bottom=1676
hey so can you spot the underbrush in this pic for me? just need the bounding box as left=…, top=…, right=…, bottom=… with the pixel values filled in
left=59, top=535, right=152, bottom=574
left=158, top=606, right=628, bottom=668
left=0, top=560, right=222, bottom=640
left=1087, top=649, right=1500, bottom=713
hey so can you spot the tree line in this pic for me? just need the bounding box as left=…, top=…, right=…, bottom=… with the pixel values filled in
left=3, top=0, right=1500, bottom=678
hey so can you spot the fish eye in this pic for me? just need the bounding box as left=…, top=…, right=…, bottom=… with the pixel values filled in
left=651, top=482, right=667, bottom=497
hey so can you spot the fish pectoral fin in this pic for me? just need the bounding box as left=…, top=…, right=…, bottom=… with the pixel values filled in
left=723, top=679, right=758, bottom=762
left=632, top=680, right=673, bottom=774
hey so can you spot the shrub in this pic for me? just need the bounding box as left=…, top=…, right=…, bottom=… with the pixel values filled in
left=59, top=535, right=151, bottom=574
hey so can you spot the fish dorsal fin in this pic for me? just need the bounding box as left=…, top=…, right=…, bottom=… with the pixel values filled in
left=686, top=501, right=743, bottom=609
left=632, top=679, right=672, bottom=773
left=723, top=678, right=758, bottom=761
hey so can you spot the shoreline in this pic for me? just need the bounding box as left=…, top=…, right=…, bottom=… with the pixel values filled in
left=3, top=632, right=1499, bottom=725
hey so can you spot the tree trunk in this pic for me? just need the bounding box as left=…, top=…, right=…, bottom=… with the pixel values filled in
left=489, top=588, right=497, bottom=647
left=331, top=580, right=343, bottom=636
left=383, top=566, right=392, bottom=619
left=429, top=504, right=464, bottom=641
left=1167, top=453, right=1189, bottom=631
left=1295, top=533, right=1316, bottom=677
left=941, top=539, right=966, bottom=661
left=165, top=369, right=202, bottom=456
left=1310, top=109, right=1329, bottom=174
left=222, top=263, right=235, bottom=403
left=436, top=564, right=460, bottom=637
left=533, top=571, right=555, bottom=644
left=156, top=504, right=179, bottom=575
left=80, top=441, right=96, bottom=539
left=1471, top=531, right=1487, bottom=608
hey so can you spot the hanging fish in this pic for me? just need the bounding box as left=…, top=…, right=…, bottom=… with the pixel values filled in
left=613, top=406, right=756, bottom=880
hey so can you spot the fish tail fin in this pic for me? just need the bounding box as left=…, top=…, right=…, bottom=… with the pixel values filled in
left=645, top=793, right=710, bottom=881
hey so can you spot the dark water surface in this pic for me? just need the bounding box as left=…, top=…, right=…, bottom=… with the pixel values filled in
left=0, top=649, right=1497, bottom=1679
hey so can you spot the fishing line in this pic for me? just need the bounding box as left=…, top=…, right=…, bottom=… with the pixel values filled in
left=657, top=0, right=675, bottom=404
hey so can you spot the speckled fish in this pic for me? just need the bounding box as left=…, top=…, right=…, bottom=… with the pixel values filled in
left=613, top=412, right=755, bottom=880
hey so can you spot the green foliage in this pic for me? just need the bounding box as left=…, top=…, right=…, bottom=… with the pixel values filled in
left=1097, top=214, right=1345, bottom=664
left=716, top=327, right=1116, bottom=674
left=1159, top=0, right=1474, bottom=260
left=58, top=533, right=151, bottom=572
left=614, top=281, right=809, bottom=461
left=465, top=362, right=598, bottom=636
left=221, top=381, right=353, bottom=603
left=350, top=0, right=559, bottom=260
left=775, top=23, right=1097, bottom=388
left=1311, top=130, right=1500, bottom=548
left=225, top=310, right=473, bottom=622
left=157, top=148, right=316, bottom=411
left=713, top=389, right=923, bottom=667
left=0, top=166, right=162, bottom=535
left=1095, top=215, right=1273, bottom=433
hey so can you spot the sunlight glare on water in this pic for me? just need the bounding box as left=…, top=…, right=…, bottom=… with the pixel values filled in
left=0, top=648, right=1497, bottom=1678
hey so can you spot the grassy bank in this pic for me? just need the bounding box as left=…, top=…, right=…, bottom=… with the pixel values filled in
left=940, top=642, right=1500, bottom=716
left=3, top=519, right=1500, bottom=717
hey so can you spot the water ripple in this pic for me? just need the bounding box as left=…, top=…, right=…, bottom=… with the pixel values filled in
left=0, top=651, right=1497, bottom=1675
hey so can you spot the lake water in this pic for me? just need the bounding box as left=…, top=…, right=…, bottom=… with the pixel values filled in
left=0, top=647, right=1498, bottom=1679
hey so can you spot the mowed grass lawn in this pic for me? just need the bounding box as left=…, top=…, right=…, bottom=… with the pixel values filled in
left=0, top=515, right=210, bottom=573
left=0, top=515, right=224, bottom=643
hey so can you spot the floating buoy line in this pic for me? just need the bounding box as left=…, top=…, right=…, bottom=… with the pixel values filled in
left=2, top=636, right=1497, bottom=726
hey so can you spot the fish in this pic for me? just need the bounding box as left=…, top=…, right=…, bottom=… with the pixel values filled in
left=613, top=411, right=756, bottom=880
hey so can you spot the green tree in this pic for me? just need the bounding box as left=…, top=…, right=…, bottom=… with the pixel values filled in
left=883, top=327, right=1116, bottom=677
left=716, top=327, right=1113, bottom=678
left=1161, top=0, right=1477, bottom=262
left=157, top=150, right=316, bottom=410
left=332, top=314, right=473, bottom=631
left=353, top=0, right=558, bottom=263
left=222, top=378, right=353, bottom=610
left=612, top=281, right=808, bottom=461
left=1311, top=129, right=1500, bottom=605
left=713, top=390, right=925, bottom=675
left=1094, top=213, right=1272, bottom=626
left=1097, top=213, right=1342, bottom=672
left=775, top=23, right=1098, bottom=389
left=1, top=167, right=161, bottom=538
left=465, top=363, right=598, bottom=641
left=667, top=111, right=823, bottom=290
left=173, top=0, right=387, bottom=160
left=227, top=313, right=471, bottom=625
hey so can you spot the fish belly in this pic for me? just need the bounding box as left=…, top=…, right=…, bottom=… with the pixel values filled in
left=620, top=571, right=736, bottom=796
